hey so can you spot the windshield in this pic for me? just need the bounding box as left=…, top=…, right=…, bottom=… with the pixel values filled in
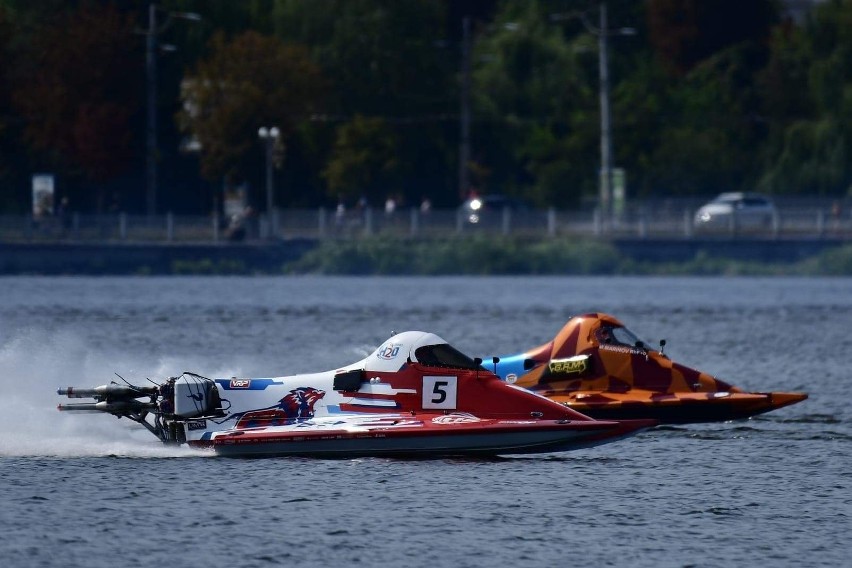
left=414, top=344, right=484, bottom=370
left=598, top=325, right=649, bottom=349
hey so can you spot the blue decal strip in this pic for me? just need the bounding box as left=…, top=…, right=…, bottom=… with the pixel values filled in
left=215, top=378, right=281, bottom=391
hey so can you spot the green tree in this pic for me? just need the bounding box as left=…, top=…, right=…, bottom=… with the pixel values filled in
left=322, top=114, right=398, bottom=204
left=609, top=55, right=672, bottom=198
left=647, top=0, right=777, bottom=75
left=759, top=1, right=852, bottom=196
left=472, top=1, right=598, bottom=207
left=11, top=2, right=141, bottom=209
left=636, top=0, right=779, bottom=196
left=269, top=0, right=459, bottom=206
left=178, top=30, right=326, bottom=203
left=0, top=4, right=18, bottom=209
left=648, top=43, right=769, bottom=195
left=271, top=0, right=451, bottom=116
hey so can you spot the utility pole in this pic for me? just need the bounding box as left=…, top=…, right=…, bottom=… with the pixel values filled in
left=459, top=16, right=472, bottom=201
left=551, top=3, right=633, bottom=227
left=598, top=2, right=612, bottom=224
left=143, top=4, right=200, bottom=217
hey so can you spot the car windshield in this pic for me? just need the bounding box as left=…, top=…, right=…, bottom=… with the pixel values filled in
left=712, top=194, right=770, bottom=207
left=414, top=344, right=484, bottom=370
left=742, top=196, right=769, bottom=206
left=714, top=195, right=739, bottom=205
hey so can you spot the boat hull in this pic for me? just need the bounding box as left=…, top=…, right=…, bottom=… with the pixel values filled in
left=552, top=391, right=809, bottom=424
left=194, top=417, right=656, bottom=458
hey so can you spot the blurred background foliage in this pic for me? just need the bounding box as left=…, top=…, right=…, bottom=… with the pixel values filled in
left=0, top=0, right=849, bottom=215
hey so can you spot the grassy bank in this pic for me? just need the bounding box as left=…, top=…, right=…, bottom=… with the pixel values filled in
left=12, top=238, right=847, bottom=276
left=283, top=238, right=852, bottom=276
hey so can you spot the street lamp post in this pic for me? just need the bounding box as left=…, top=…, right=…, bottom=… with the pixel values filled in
left=144, top=4, right=200, bottom=217
left=258, top=126, right=280, bottom=234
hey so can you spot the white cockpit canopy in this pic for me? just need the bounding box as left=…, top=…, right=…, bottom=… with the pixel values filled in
left=363, top=331, right=484, bottom=372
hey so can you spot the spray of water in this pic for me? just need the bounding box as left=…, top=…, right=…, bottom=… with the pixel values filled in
left=0, top=328, right=239, bottom=458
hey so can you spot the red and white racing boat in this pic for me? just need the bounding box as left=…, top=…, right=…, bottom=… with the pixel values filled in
left=58, top=331, right=654, bottom=457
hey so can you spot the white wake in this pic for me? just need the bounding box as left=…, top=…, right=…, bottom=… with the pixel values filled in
left=0, top=328, right=238, bottom=458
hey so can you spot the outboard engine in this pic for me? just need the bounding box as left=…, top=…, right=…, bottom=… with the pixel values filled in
left=171, top=374, right=222, bottom=418
left=58, top=372, right=223, bottom=444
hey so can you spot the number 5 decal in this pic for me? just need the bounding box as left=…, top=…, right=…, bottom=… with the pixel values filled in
left=422, top=376, right=457, bottom=410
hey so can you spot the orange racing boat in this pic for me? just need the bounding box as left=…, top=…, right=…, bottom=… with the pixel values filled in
left=485, top=313, right=807, bottom=424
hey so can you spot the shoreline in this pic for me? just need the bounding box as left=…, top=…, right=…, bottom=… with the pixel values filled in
left=1, top=237, right=850, bottom=276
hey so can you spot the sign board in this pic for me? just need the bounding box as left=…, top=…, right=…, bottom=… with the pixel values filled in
left=32, top=174, right=55, bottom=218
left=224, top=185, right=247, bottom=218
left=612, top=167, right=626, bottom=217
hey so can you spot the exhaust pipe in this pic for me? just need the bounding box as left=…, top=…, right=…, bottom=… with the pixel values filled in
left=57, top=400, right=158, bottom=413
left=57, top=384, right=158, bottom=399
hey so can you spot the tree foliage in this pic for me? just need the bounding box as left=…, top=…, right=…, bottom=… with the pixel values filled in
left=0, top=5, right=17, bottom=205
left=271, top=0, right=452, bottom=116
left=12, top=3, right=140, bottom=185
left=322, top=114, right=398, bottom=203
left=179, top=30, right=326, bottom=187
left=647, top=0, right=778, bottom=75
left=3, top=0, right=852, bottom=215
left=758, top=1, right=852, bottom=195
left=269, top=0, right=458, bottom=206
left=472, top=1, right=598, bottom=206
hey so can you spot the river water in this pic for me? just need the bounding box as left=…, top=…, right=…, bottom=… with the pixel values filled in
left=0, top=276, right=850, bottom=567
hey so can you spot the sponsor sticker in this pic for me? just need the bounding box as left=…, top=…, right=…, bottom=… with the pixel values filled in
left=548, top=355, right=590, bottom=375
left=599, top=344, right=644, bottom=355
left=230, top=379, right=251, bottom=389
left=377, top=343, right=402, bottom=360
left=432, top=413, right=480, bottom=424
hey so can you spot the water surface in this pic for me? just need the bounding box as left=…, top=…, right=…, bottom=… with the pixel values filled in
left=1, top=276, right=849, bottom=567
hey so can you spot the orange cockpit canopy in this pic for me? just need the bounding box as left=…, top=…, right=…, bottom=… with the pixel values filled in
left=549, top=312, right=650, bottom=359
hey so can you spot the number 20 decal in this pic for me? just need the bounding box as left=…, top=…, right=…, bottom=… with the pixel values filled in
left=422, top=376, right=458, bottom=410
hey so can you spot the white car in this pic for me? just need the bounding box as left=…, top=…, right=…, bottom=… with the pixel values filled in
left=694, top=192, right=776, bottom=230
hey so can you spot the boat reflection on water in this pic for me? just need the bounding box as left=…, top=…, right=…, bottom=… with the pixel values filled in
left=487, top=313, right=807, bottom=424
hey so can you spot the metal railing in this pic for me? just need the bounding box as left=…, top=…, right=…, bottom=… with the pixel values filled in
left=2, top=202, right=851, bottom=243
